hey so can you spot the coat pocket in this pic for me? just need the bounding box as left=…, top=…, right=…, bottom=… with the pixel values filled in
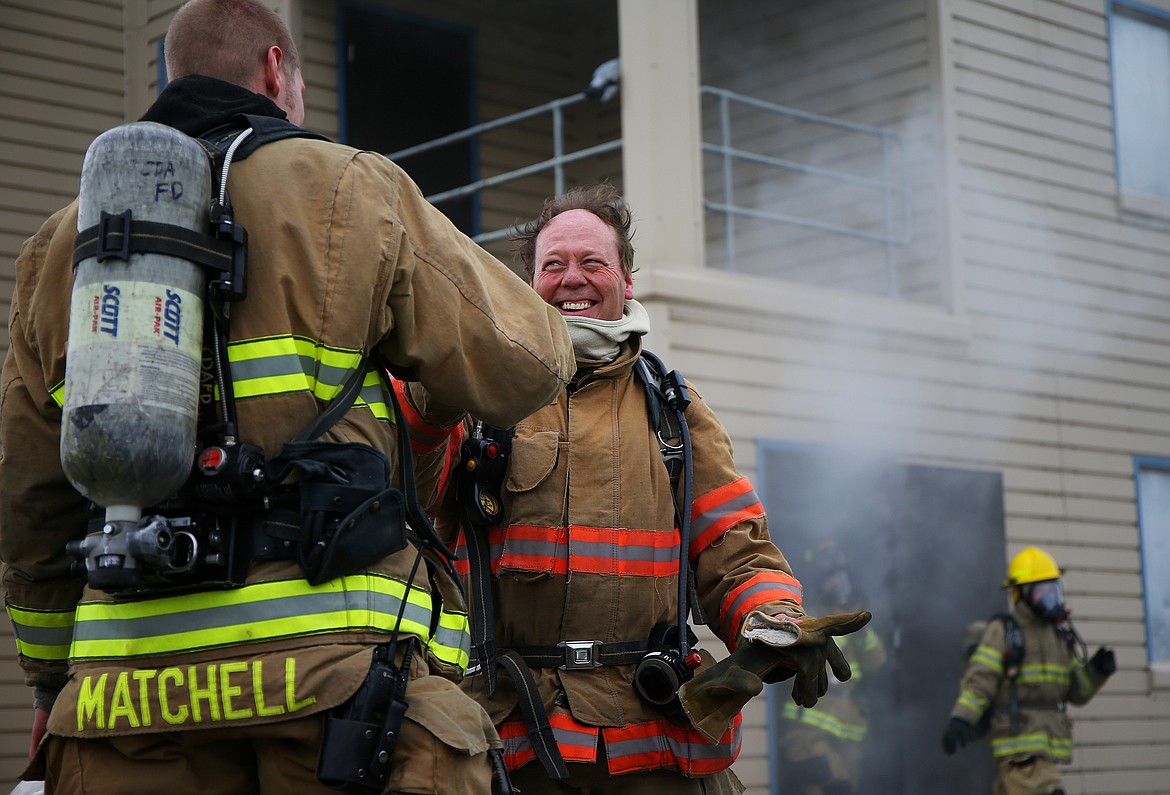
left=505, top=430, right=559, bottom=492
left=387, top=674, right=500, bottom=795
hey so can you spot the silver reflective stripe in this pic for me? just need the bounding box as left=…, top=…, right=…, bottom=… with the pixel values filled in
left=71, top=575, right=432, bottom=660
left=690, top=485, right=762, bottom=540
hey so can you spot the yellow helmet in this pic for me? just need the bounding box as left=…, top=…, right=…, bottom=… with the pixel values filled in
left=1002, top=546, right=1063, bottom=588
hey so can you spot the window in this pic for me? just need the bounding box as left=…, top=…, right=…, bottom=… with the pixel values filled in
left=338, top=4, right=477, bottom=234
left=1110, top=2, right=1170, bottom=202
left=1135, top=458, right=1170, bottom=669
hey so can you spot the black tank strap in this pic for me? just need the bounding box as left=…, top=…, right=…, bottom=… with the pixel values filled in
left=73, top=211, right=236, bottom=271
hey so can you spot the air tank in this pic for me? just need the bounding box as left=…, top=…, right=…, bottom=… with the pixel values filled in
left=61, top=121, right=210, bottom=524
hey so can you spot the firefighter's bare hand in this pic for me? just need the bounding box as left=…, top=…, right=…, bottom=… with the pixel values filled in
left=740, top=610, right=872, bottom=708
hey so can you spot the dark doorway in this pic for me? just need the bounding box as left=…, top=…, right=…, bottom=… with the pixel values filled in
left=339, top=4, right=477, bottom=233
left=759, top=443, right=1005, bottom=795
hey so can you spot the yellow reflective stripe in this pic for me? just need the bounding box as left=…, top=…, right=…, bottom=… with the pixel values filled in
left=227, top=337, right=361, bottom=401
left=781, top=703, right=866, bottom=742
left=428, top=607, right=471, bottom=671
left=971, top=645, right=1003, bottom=673
left=51, top=336, right=392, bottom=423
left=1017, top=663, right=1069, bottom=686
left=991, top=732, right=1072, bottom=761
left=71, top=574, right=431, bottom=660
left=6, top=605, right=75, bottom=662
left=957, top=689, right=990, bottom=714
left=357, top=369, right=392, bottom=423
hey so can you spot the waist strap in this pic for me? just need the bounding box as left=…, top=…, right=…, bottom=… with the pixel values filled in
left=513, top=640, right=650, bottom=670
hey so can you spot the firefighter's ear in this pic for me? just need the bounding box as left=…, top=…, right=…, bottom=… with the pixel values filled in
left=261, top=46, right=285, bottom=99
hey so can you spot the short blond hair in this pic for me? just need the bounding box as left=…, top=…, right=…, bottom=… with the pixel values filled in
left=165, top=0, right=301, bottom=86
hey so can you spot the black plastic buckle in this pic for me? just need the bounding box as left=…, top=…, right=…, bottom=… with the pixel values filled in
left=663, top=370, right=691, bottom=411
left=209, top=204, right=248, bottom=302
left=96, top=209, right=132, bottom=263
left=558, top=640, right=602, bottom=670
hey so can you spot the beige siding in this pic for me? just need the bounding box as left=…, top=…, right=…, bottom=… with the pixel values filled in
left=949, top=0, right=1169, bottom=785
left=0, top=0, right=127, bottom=781
left=669, top=1, right=1170, bottom=792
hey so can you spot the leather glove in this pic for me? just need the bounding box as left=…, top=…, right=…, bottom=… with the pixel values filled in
left=742, top=610, right=872, bottom=708
left=942, top=716, right=977, bottom=755
left=1090, top=646, right=1117, bottom=677
left=676, top=609, right=870, bottom=742
left=29, top=707, right=49, bottom=760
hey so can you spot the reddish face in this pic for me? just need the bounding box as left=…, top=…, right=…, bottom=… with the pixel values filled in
left=531, top=209, right=633, bottom=321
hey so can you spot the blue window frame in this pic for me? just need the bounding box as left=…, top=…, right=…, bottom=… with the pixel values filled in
left=1134, top=457, right=1170, bottom=665
left=1110, top=1, right=1170, bottom=200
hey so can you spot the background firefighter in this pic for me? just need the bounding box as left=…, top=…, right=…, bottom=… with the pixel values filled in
left=777, top=541, right=887, bottom=795
left=0, top=1, right=574, bottom=792
left=941, top=546, right=1116, bottom=795
left=397, top=183, right=870, bottom=794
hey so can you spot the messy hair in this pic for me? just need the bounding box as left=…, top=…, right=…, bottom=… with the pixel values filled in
left=165, top=0, right=301, bottom=86
left=512, top=183, right=636, bottom=281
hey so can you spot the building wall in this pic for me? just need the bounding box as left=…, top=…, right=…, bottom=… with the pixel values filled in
left=945, top=0, right=1169, bottom=788
left=663, top=0, right=1170, bottom=792
left=0, top=0, right=133, bottom=778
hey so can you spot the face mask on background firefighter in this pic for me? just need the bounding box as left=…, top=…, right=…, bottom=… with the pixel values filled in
left=820, top=568, right=852, bottom=607
left=1024, top=579, right=1068, bottom=621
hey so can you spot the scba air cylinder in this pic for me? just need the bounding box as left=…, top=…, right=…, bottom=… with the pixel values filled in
left=62, top=121, right=210, bottom=523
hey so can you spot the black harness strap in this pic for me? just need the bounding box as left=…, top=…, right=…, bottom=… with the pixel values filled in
left=496, top=650, right=571, bottom=781
left=73, top=213, right=236, bottom=271
left=1000, top=613, right=1024, bottom=734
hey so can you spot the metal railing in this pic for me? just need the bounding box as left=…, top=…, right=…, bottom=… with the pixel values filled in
left=701, top=86, right=913, bottom=297
left=385, top=92, right=622, bottom=246
left=386, top=85, right=912, bottom=294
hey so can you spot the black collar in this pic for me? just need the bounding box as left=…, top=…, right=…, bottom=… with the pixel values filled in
left=140, top=75, right=288, bottom=138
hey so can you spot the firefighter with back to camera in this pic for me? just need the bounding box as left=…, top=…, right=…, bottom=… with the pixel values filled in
left=393, top=183, right=873, bottom=794
left=942, top=547, right=1116, bottom=795
left=0, top=1, right=575, bottom=792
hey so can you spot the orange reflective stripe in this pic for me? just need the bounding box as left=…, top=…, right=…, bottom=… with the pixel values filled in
left=720, top=571, right=804, bottom=649
left=499, top=715, right=599, bottom=770
left=449, top=526, right=513, bottom=577
left=689, top=478, right=765, bottom=557
left=602, top=713, right=742, bottom=776
left=453, top=525, right=685, bottom=577
left=391, top=378, right=456, bottom=453
left=568, top=526, right=680, bottom=576
left=430, top=422, right=464, bottom=510
left=498, top=713, right=740, bottom=776
left=496, top=525, right=569, bottom=574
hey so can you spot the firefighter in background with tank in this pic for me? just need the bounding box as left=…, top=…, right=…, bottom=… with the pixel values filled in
left=941, top=547, right=1116, bottom=795
left=0, top=0, right=573, bottom=792
left=777, top=541, right=887, bottom=795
